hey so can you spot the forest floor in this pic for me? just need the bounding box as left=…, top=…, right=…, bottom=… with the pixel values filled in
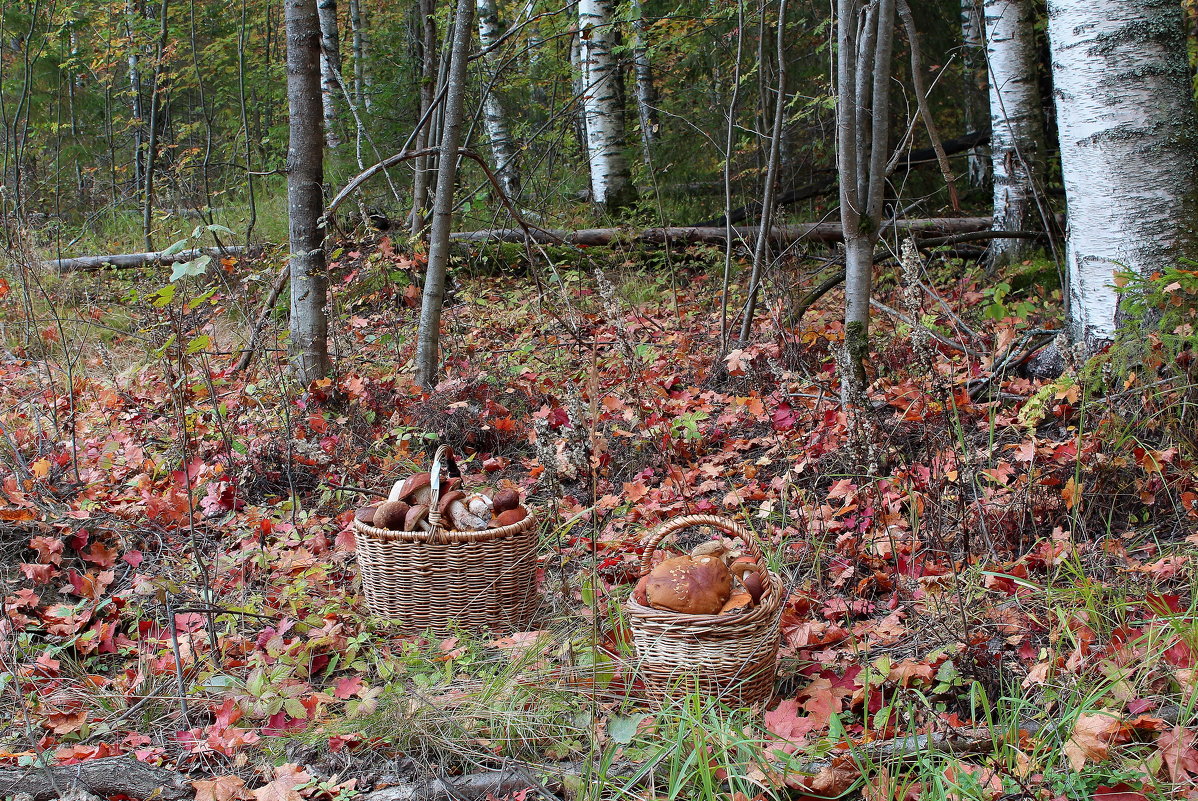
left=2, top=230, right=1198, bottom=801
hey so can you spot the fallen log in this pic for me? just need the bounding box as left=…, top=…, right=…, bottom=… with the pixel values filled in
left=450, top=217, right=991, bottom=247
left=0, top=756, right=193, bottom=801
left=43, top=245, right=261, bottom=274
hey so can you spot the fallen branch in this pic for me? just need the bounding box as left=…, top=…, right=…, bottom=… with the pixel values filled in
left=44, top=245, right=261, bottom=273
left=232, top=260, right=291, bottom=373
left=0, top=757, right=193, bottom=801
left=452, top=217, right=991, bottom=247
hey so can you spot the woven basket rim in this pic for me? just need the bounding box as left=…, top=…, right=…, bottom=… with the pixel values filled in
left=353, top=507, right=537, bottom=544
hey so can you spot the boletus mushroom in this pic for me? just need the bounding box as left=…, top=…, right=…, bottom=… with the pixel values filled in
left=642, top=541, right=733, bottom=615
left=491, top=506, right=528, bottom=528
left=354, top=506, right=377, bottom=526
left=491, top=489, right=520, bottom=515
left=439, top=490, right=489, bottom=531
left=403, top=504, right=431, bottom=532
left=372, top=500, right=410, bottom=530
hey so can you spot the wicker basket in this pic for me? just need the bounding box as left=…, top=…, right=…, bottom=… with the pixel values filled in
left=353, top=446, right=539, bottom=634
left=626, top=514, right=784, bottom=707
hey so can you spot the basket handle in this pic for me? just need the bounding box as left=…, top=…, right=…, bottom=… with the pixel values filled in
left=425, top=444, right=453, bottom=543
left=638, top=514, right=764, bottom=577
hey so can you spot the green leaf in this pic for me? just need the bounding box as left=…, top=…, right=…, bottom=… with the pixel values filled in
left=607, top=713, right=649, bottom=745
left=161, top=239, right=190, bottom=257
left=149, top=283, right=177, bottom=307
left=205, top=224, right=236, bottom=236
left=170, top=254, right=211, bottom=282
left=185, top=334, right=211, bottom=355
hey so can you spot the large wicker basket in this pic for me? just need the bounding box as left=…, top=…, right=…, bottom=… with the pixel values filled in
left=353, top=446, right=539, bottom=634
left=626, top=515, right=784, bottom=708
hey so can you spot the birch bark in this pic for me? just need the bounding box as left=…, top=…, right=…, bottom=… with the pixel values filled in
left=1046, top=0, right=1198, bottom=345
left=348, top=0, right=371, bottom=111
left=285, top=0, right=331, bottom=382
left=629, top=0, right=659, bottom=167
left=984, top=0, right=1044, bottom=267
left=415, top=0, right=474, bottom=387
left=578, top=0, right=635, bottom=211
left=317, top=0, right=343, bottom=149
left=477, top=0, right=521, bottom=199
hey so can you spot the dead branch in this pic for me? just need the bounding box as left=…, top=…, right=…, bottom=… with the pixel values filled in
left=43, top=245, right=262, bottom=274
left=0, top=757, right=193, bottom=801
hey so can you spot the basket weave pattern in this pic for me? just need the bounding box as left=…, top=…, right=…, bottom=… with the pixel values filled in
left=353, top=447, right=539, bottom=634
left=626, top=515, right=784, bottom=707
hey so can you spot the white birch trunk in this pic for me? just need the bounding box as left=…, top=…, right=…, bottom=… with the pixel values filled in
left=578, top=0, right=635, bottom=211
left=285, top=0, right=332, bottom=382
left=477, top=0, right=521, bottom=199
left=629, top=0, right=658, bottom=167
left=984, top=0, right=1044, bottom=266
left=348, top=0, right=371, bottom=111
left=317, top=0, right=343, bottom=148
left=415, top=0, right=474, bottom=387
left=960, top=0, right=989, bottom=186
left=1046, top=0, right=1198, bottom=346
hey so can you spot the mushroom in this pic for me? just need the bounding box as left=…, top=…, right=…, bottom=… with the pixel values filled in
left=396, top=473, right=433, bottom=505
left=491, top=506, right=528, bottom=528
left=354, top=506, right=377, bottom=526
left=438, top=490, right=489, bottom=531
left=491, top=489, right=520, bottom=515
left=465, top=493, right=493, bottom=519
left=642, top=541, right=734, bottom=615
left=372, top=500, right=410, bottom=530
left=403, top=504, right=431, bottom=532
left=732, top=561, right=767, bottom=604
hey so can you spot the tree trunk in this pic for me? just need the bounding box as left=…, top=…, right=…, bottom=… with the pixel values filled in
left=837, top=0, right=896, bottom=385
left=415, top=0, right=474, bottom=387
left=629, top=0, right=659, bottom=167
left=578, top=0, right=636, bottom=212
left=286, top=0, right=332, bottom=382
left=960, top=0, right=989, bottom=186
left=126, top=0, right=145, bottom=188
left=317, top=0, right=343, bottom=149
left=984, top=0, right=1045, bottom=267
left=477, top=0, right=521, bottom=199
left=141, top=0, right=171, bottom=252
left=411, top=0, right=438, bottom=235
left=1046, top=0, right=1198, bottom=346
left=348, top=0, right=371, bottom=111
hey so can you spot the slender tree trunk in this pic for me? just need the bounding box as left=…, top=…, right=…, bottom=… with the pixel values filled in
left=348, top=0, right=371, bottom=111
left=984, top=0, right=1045, bottom=267
left=960, top=0, right=989, bottom=186
left=411, top=0, right=437, bottom=235
left=569, top=28, right=588, bottom=155
left=415, top=0, right=474, bottom=387
left=837, top=0, right=896, bottom=386
left=628, top=0, right=658, bottom=167
left=285, top=0, right=332, bottom=382
left=126, top=1, right=145, bottom=187
left=578, top=0, right=635, bottom=212
left=1046, top=0, right=1198, bottom=347
left=317, top=0, right=343, bottom=149
left=477, top=0, right=521, bottom=199
left=142, top=0, right=170, bottom=252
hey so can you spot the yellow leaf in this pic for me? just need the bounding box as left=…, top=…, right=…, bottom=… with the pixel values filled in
left=1062, top=477, right=1081, bottom=510
left=31, top=458, right=50, bottom=479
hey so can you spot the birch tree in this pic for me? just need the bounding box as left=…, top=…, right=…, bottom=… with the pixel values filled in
left=477, top=0, right=521, bottom=199
left=285, top=0, right=331, bottom=382
left=347, top=0, right=371, bottom=111
left=578, top=0, right=636, bottom=212
left=415, top=0, right=474, bottom=387
left=960, top=0, right=989, bottom=186
left=1046, top=0, right=1198, bottom=346
left=984, top=0, right=1045, bottom=267
left=316, top=0, right=343, bottom=149
left=836, top=0, right=896, bottom=385
left=628, top=0, right=659, bottom=167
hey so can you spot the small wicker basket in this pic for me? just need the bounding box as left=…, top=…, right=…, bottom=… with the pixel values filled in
left=626, top=514, right=784, bottom=707
left=353, top=446, right=539, bottom=634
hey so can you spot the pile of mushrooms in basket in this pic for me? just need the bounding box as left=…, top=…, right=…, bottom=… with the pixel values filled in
left=632, top=540, right=767, bottom=615
left=354, top=470, right=528, bottom=533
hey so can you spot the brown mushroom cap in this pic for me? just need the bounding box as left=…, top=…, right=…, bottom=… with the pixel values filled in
left=372, top=500, right=410, bottom=530
left=720, top=591, right=754, bottom=614
left=643, top=553, right=732, bottom=615
left=492, top=489, right=520, bottom=515
left=354, top=506, right=377, bottom=525
left=403, top=504, right=430, bottom=531
left=492, top=506, right=528, bottom=528
left=632, top=574, right=651, bottom=605
left=437, top=490, right=467, bottom=516
left=732, top=562, right=767, bottom=604
left=397, top=473, right=433, bottom=504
